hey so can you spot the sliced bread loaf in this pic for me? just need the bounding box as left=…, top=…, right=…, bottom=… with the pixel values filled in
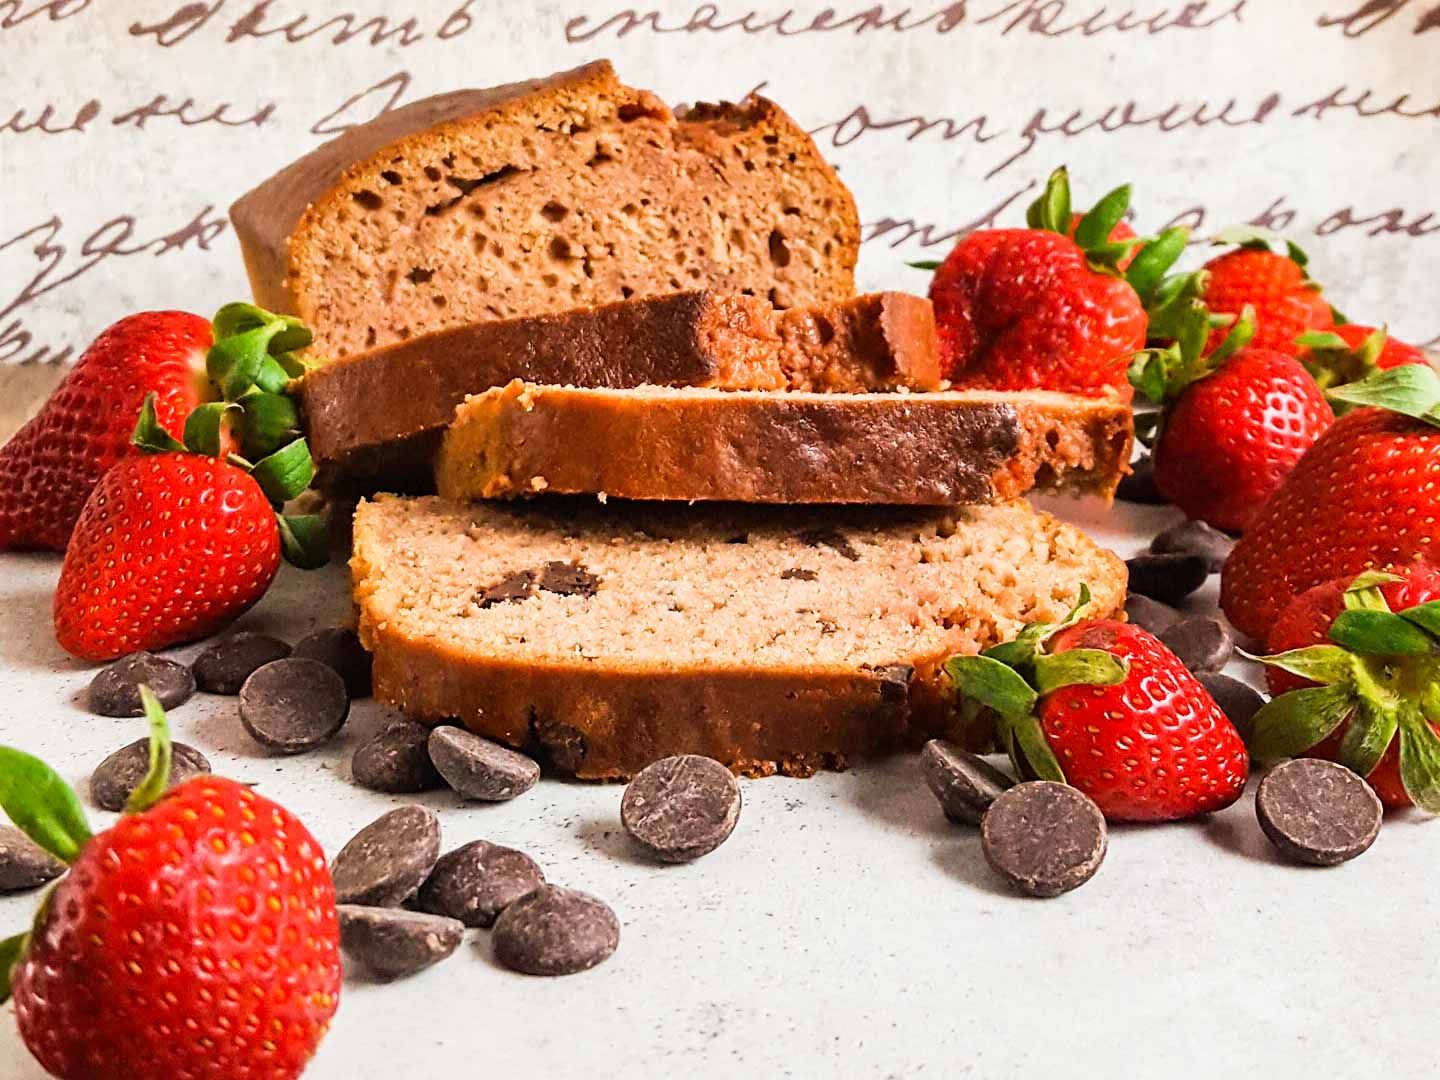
left=231, top=60, right=859, bottom=359
left=352, top=495, right=1126, bottom=778
left=435, top=383, right=1133, bottom=506
left=299, top=289, right=939, bottom=492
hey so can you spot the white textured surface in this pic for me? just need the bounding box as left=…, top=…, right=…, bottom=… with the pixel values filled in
left=0, top=495, right=1436, bottom=1079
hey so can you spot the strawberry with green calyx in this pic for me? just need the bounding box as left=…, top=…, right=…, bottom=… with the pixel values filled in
left=945, top=586, right=1250, bottom=822
left=1298, top=324, right=1429, bottom=402
left=1250, top=568, right=1440, bottom=813
left=0, top=688, right=341, bottom=1079
left=1199, top=226, right=1334, bottom=354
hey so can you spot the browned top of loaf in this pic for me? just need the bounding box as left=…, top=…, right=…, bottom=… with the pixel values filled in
left=297, top=289, right=940, bottom=471
left=230, top=59, right=859, bottom=358
left=434, top=383, right=1133, bottom=506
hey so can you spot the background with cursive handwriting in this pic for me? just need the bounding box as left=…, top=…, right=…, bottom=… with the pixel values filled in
left=2, top=0, right=1436, bottom=434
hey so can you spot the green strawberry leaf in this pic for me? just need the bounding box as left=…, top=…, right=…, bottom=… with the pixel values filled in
left=1399, top=600, right=1440, bottom=639
left=1398, top=707, right=1440, bottom=814
left=943, top=654, right=1039, bottom=719
left=1125, top=226, right=1189, bottom=302
left=1006, top=713, right=1067, bottom=784
left=0, top=748, right=91, bottom=864
left=1205, top=305, right=1257, bottom=369
left=1073, top=184, right=1130, bottom=250
left=1249, top=644, right=1359, bottom=686
left=1343, top=570, right=1403, bottom=612
left=181, top=401, right=239, bottom=459
left=1026, top=166, right=1071, bottom=235
left=207, top=328, right=274, bottom=401
left=906, top=260, right=942, bottom=272
left=1336, top=698, right=1398, bottom=781
left=212, top=302, right=312, bottom=354
left=240, top=392, right=302, bottom=460
left=130, top=393, right=185, bottom=454
left=1325, top=363, right=1440, bottom=429
left=124, top=686, right=174, bottom=815
left=1296, top=331, right=1349, bottom=351
left=1033, top=648, right=1129, bottom=697
left=1127, top=348, right=1173, bottom=406
left=1249, top=684, right=1357, bottom=763
left=250, top=437, right=315, bottom=505
left=1328, top=608, right=1437, bottom=655
left=255, top=355, right=293, bottom=396
left=277, top=513, right=330, bottom=570
left=0, top=931, right=28, bottom=1005
left=981, top=585, right=1094, bottom=670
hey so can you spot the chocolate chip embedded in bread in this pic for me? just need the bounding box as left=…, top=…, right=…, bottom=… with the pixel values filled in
left=491, top=885, right=619, bottom=976
left=920, top=740, right=1015, bottom=826
left=1256, top=758, right=1382, bottom=867
left=1125, top=553, right=1208, bottom=605
left=799, top=528, right=860, bottom=561
left=331, top=805, right=441, bottom=907
left=351, top=721, right=445, bottom=794
left=238, top=658, right=350, bottom=754
left=89, top=652, right=195, bottom=717
left=537, top=560, right=600, bottom=597
left=781, top=567, right=818, bottom=581
left=90, top=739, right=212, bottom=813
left=981, top=781, right=1107, bottom=898
left=477, top=569, right=538, bottom=607
left=621, top=754, right=741, bottom=863
left=428, top=727, right=540, bottom=801
left=1159, top=617, right=1233, bottom=674
left=337, top=905, right=464, bottom=980
left=191, top=632, right=292, bottom=695
left=415, top=840, right=545, bottom=928
left=291, top=627, right=373, bottom=698
left=0, top=826, right=66, bottom=893
left=868, top=663, right=913, bottom=705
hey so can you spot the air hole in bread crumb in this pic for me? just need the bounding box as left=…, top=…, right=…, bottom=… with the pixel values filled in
left=768, top=230, right=791, bottom=268
left=621, top=286, right=634, bottom=299
left=768, top=287, right=782, bottom=306
left=541, top=201, right=569, bottom=222
left=763, top=133, right=779, bottom=145
left=813, top=316, right=835, bottom=345
left=743, top=160, right=756, bottom=172
left=381, top=170, right=402, bottom=185
left=407, top=267, right=435, bottom=284
left=433, top=295, right=447, bottom=307
left=620, top=203, right=638, bottom=216
left=352, top=190, right=383, bottom=210
left=424, top=165, right=442, bottom=182
left=548, top=237, right=572, bottom=260
left=783, top=206, right=800, bottom=215
left=617, top=103, right=648, bottom=122
left=1045, top=430, right=1060, bottom=451
left=587, top=149, right=614, bottom=167
left=542, top=273, right=559, bottom=287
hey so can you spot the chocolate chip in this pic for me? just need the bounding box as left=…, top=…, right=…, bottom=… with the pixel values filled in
left=537, top=560, right=599, bottom=597
left=191, top=632, right=291, bottom=695
left=1125, top=553, right=1208, bottom=605
left=1159, top=616, right=1233, bottom=674
left=477, top=570, right=537, bottom=607
left=0, top=826, right=65, bottom=893
left=920, top=740, right=1015, bottom=826
left=88, top=652, right=195, bottom=717
left=1150, top=519, right=1234, bottom=573
left=799, top=528, right=860, bottom=561
left=781, top=567, right=818, bottom=581
left=331, top=806, right=441, bottom=907
left=238, top=658, right=349, bottom=754
left=415, top=840, right=545, bottom=928
left=873, top=663, right=913, bottom=705
left=621, top=754, right=741, bottom=863
left=981, top=782, right=1107, bottom=898
left=1198, top=673, right=1266, bottom=745
left=338, top=905, right=464, bottom=980
left=428, top=727, right=539, bottom=801
left=90, top=739, right=211, bottom=812
left=1124, top=593, right=1182, bottom=637
left=351, top=721, right=444, bottom=794
left=1116, top=453, right=1166, bottom=504
left=492, top=885, right=619, bottom=976
left=1256, top=759, right=1382, bottom=866
left=291, top=628, right=373, bottom=698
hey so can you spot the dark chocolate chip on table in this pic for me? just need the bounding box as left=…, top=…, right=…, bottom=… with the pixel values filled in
left=415, top=839, right=546, bottom=928
left=351, top=721, right=444, bottom=794
left=1125, top=553, right=1209, bottom=606
left=1149, top=519, right=1234, bottom=573
left=290, top=627, right=373, bottom=698
left=338, top=905, right=464, bottom=980
left=238, top=658, right=349, bottom=754
left=331, top=805, right=441, bottom=907
left=1116, top=454, right=1166, bottom=505
left=492, top=885, right=620, bottom=976
left=191, top=631, right=292, bottom=695
left=1124, top=593, right=1182, bottom=637
left=1256, top=758, right=1382, bottom=867
left=428, top=727, right=540, bottom=802
left=920, top=740, right=1015, bottom=826
left=0, top=825, right=66, bottom=892
left=621, top=754, right=741, bottom=863
left=90, top=739, right=212, bottom=813
left=981, top=781, right=1107, bottom=898
left=1198, top=673, right=1265, bottom=745
left=89, top=652, right=195, bottom=717
left=1159, top=617, right=1233, bottom=674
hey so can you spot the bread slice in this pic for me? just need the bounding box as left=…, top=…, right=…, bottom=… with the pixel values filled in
left=230, top=60, right=859, bottom=359
left=351, top=495, right=1126, bottom=778
left=435, top=383, right=1133, bottom=506
left=299, top=290, right=940, bottom=492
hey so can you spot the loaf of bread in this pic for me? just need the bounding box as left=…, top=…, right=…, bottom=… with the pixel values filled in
left=230, top=60, right=859, bottom=359
left=351, top=495, right=1127, bottom=778
left=435, top=383, right=1133, bottom=505
left=299, top=290, right=939, bottom=492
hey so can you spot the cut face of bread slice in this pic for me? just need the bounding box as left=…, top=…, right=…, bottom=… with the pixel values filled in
left=230, top=60, right=859, bottom=359
left=351, top=495, right=1127, bottom=778
left=436, top=384, right=1133, bottom=506
left=298, top=290, right=940, bottom=493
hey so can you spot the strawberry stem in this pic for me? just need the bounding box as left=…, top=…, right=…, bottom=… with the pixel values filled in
left=124, top=686, right=174, bottom=814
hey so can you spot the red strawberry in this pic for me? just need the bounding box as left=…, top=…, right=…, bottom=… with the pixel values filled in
left=1, top=689, right=341, bottom=1079
left=1200, top=234, right=1333, bottom=354
left=925, top=168, right=1183, bottom=401
left=1299, top=324, right=1429, bottom=397
left=947, top=593, right=1249, bottom=822
left=0, top=312, right=211, bottom=552
left=1221, top=365, right=1440, bottom=639
left=1251, top=567, right=1440, bottom=812
left=1132, top=305, right=1333, bottom=532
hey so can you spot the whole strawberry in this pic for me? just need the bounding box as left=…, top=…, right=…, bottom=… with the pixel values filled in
left=1, top=689, right=341, bottom=1079
left=1131, top=304, right=1333, bottom=532
left=947, top=589, right=1249, bottom=821
left=1200, top=232, right=1333, bottom=354
left=0, top=312, right=211, bottom=551
left=923, top=168, right=1185, bottom=401
left=53, top=392, right=327, bottom=661
left=1221, top=364, right=1440, bottom=639
left=1299, top=324, right=1429, bottom=398
left=1251, top=567, right=1440, bottom=812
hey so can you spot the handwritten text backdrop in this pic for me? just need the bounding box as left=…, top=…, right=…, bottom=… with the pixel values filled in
left=1, top=1, right=1436, bottom=399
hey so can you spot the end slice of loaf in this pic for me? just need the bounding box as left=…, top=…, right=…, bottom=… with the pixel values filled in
left=298, top=289, right=939, bottom=492
left=436, top=384, right=1133, bottom=506
left=230, top=60, right=859, bottom=359
left=351, top=495, right=1127, bottom=779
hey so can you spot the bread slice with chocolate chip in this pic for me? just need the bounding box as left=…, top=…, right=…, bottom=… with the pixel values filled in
left=350, top=495, right=1127, bottom=779
left=435, top=383, right=1133, bottom=506
left=230, top=60, right=859, bottom=360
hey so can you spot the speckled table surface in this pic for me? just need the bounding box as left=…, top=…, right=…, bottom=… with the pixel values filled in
left=0, top=495, right=1434, bottom=1080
